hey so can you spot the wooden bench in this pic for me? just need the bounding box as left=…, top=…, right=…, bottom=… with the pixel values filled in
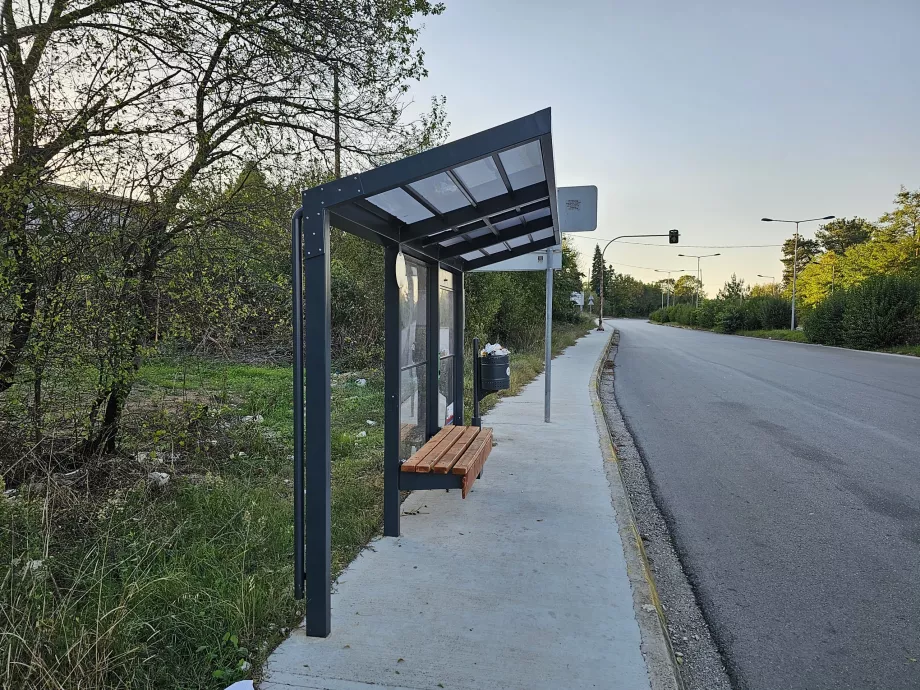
left=400, top=425, right=493, bottom=498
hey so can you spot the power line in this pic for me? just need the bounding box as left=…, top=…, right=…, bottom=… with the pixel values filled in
left=606, top=260, right=691, bottom=273
left=566, top=235, right=781, bottom=249
left=620, top=241, right=781, bottom=248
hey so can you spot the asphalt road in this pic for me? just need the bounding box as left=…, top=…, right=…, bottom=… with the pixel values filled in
left=611, top=319, right=920, bottom=690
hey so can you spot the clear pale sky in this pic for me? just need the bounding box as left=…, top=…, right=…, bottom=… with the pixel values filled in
left=408, top=0, right=918, bottom=292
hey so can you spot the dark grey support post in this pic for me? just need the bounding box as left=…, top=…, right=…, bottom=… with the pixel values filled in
left=291, top=208, right=304, bottom=601
left=383, top=246, right=400, bottom=538
left=426, top=262, right=440, bottom=438
left=471, top=337, right=482, bottom=428
left=454, top=271, right=464, bottom=426
left=303, top=206, right=331, bottom=638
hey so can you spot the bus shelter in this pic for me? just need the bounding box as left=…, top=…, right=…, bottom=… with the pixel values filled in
left=292, top=108, right=561, bottom=637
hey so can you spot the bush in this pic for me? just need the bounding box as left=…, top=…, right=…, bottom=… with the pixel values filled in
left=842, top=274, right=920, bottom=349
left=668, top=303, right=695, bottom=326
left=714, top=304, right=745, bottom=333
left=746, top=296, right=791, bottom=331
left=695, top=300, right=719, bottom=329
left=649, top=307, right=669, bottom=323
left=803, top=290, right=847, bottom=345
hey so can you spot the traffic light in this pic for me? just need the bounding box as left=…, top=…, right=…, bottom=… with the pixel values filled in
left=669, top=229, right=679, bottom=244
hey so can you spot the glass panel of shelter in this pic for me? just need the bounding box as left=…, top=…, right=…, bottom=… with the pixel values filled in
left=438, top=268, right=455, bottom=426
left=399, top=258, right=427, bottom=460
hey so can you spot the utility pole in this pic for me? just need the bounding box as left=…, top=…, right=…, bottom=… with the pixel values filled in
left=762, top=216, right=834, bottom=329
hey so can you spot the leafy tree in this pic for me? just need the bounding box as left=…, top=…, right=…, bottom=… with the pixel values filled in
left=815, top=218, right=873, bottom=254
left=554, top=239, right=585, bottom=322
left=750, top=282, right=778, bottom=297
left=717, top=273, right=750, bottom=303
left=781, top=236, right=822, bottom=289
left=877, top=187, right=920, bottom=250
left=1, top=0, right=449, bottom=456
left=673, top=274, right=702, bottom=303
left=0, top=0, right=207, bottom=392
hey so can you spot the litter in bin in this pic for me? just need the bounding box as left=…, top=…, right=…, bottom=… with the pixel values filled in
left=480, top=342, right=510, bottom=357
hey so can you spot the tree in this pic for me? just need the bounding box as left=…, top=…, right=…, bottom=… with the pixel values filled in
left=750, top=282, right=778, bottom=298
left=815, top=218, right=873, bottom=254
left=590, top=244, right=604, bottom=296
left=781, top=236, right=822, bottom=288
left=717, top=273, right=750, bottom=303
left=76, top=0, right=448, bottom=455
left=0, top=0, right=206, bottom=392
left=1, top=0, right=449, bottom=456
left=877, top=187, right=920, bottom=252
left=657, top=277, right=675, bottom=304
left=673, top=274, right=702, bottom=303
left=791, top=189, right=920, bottom=307
left=553, top=239, right=585, bottom=321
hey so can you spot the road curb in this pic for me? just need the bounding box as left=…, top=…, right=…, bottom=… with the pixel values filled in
left=589, top=323, right=684, bottom=690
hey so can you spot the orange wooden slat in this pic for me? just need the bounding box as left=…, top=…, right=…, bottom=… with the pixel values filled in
left=400, top=426, right=454, bottom=472
left=452, top=427, right=492, bottom=476
left=431, top=426, right=480, bottom=474
left=461, top=432, right=493, bottom=498
left=412, top=425, right=465, bottom=473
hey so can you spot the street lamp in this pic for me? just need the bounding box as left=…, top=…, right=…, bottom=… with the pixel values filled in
left=677, top=253, right=720, bottom=307
left=757, top=274, right=777, bottom=297
left=596, top=230, right=680, bottom=331
left=654, top=268, right=685, bottom=308
left=761, top=216, right=834, bottom=329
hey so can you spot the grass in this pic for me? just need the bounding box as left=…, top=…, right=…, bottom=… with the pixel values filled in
left=886, top=345, right=920, bottom=357
left=654, top=321, right=920, bottom=354
left=2, top=360, right=384, bottom=690
left=1, top=316, right=593, bottom=690
left=736, top=329, right=809, bottom=343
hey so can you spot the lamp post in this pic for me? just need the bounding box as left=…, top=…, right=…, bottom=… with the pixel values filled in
left=596, top=230, right=680, bottom=331
left=677, top=253, right=720, bottom=307
left=654, top=268, right=685, bottom=307
left=761, top=216, right=834, bottom=329
left=757, top=274, right=777, bottom=297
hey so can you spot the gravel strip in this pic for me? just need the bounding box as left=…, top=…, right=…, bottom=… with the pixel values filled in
left=600, top=331, right=733, bottom=690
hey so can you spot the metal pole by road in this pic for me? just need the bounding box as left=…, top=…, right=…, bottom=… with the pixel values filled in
left=698, top=261, right=702, bottom=307
left=655, top=268, right=685, bottom=308
left=761, top=215, right=835, bottom=329
left=678, top=253, right=720, bottom=307
left=597, top=230, right=681, bottom=330
left=544, top=249, right=553, bottom=422
left=792, top=223, right=799, bottom=327
left=757, top=274, right=776, bottom=297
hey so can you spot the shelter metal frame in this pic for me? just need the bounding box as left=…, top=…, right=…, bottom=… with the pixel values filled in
left=292, top=109, right=560, bottom=637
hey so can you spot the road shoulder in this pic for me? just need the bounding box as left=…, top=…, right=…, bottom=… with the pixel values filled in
left=598, top=329, right=732, bottom=690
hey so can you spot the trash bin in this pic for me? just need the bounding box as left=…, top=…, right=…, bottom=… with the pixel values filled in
left=479, top=353, right=510, bottom=391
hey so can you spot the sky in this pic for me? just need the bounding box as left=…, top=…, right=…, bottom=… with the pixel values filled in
left=407, top=0, right=919, bottom=293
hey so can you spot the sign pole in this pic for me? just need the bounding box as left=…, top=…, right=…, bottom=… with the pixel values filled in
left=544, top=249, right=553, bottom=423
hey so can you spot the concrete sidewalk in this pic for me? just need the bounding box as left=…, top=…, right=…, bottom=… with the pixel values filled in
left=262, top=326, right=652, bottom=690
